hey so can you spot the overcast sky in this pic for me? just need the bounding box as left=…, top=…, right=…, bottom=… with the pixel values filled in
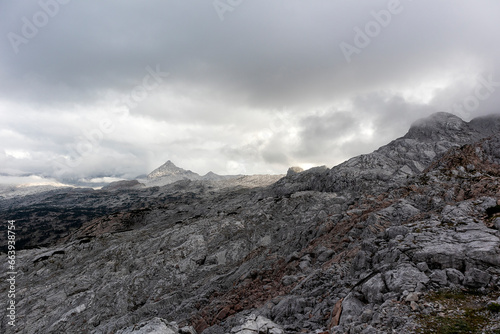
left=1, top=0, right=500, bottom=185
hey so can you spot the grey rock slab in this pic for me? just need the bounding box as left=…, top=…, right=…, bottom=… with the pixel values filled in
left=429, top=269, right=448, bottom=287
left=179, top=327, right=197, bottom=334
left=416, top=262, right=429, bottom=273
left=287, top=166, right=304, bottom=176
left=383, top=264, right=429, bottom=293
left=464, top=268, right=492, bottom=288
left=494, top=217, right=500, bottom=230
left=361, top=274, right=387, bottom=304
left=231, top=315, right=283, bottom=334
left=384, top=226, right=410, bottom=240
left=116, top=317, right=178, bottom=334
left=271, top=296, right=311, bottom=323
left=411, top=223, right=500, bottom=270
left=405, top=292, right=419, bottom=302
left=445, top=268, right=465, bottom=285
left=339, top=295, right=365, bottom=325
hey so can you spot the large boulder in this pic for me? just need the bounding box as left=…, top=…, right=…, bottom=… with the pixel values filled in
left=383, top=264, right=429, bottom=293
left=362, top=274, right=387, bottom=303
left=339, top=295, right=365, bottom=325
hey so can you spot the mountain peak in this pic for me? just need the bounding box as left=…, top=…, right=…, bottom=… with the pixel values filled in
left=409, top=112, right=464, bottom=129
left=469, top=113, right=500, bottom=136
left=147, top=160, right=199, bottom=180
left=160, top=160, right=177, bottom=169
left=202, top=171, right=225, bottom=181
left=404, top=112, right=468, bottom=141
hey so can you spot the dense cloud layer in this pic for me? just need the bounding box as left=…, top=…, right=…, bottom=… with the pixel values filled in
left=1, top=0, right=500, bottom=184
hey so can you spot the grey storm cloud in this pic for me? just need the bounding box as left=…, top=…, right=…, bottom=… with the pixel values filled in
left=1, top=0, right=500, bottom=183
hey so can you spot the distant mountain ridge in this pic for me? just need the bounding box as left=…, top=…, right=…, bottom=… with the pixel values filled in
left=144, top=160, right=239, bottom=186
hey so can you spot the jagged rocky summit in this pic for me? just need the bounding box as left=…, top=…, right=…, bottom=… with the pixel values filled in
left=147, top=160, right=201, bottom=180
left=1, top=112, right=500, bottom=334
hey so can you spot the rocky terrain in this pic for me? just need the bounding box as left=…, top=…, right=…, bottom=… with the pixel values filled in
left=1, top=112, right=500, bottom=334
left=0, top=164, right=282, bottom=252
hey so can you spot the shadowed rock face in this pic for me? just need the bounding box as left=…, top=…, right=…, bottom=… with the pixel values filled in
left=1, top=113, right=500, bottom=334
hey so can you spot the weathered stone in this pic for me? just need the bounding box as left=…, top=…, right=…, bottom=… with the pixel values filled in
left=405, top=292, right=419, bottom=302
left=411, top=222, right=500, bottom=270
left=287, top=166, right=304, bottom=177
left=116, top=317, right=178, bottom=334
left=361, top=325, right=380, bottom=334
left=383, top=264, right=430, bottom=293
left=271, top=296, right=310, bottom=323
left=201, top=325, right=224, bottom=334
left=464, top=268, right=491, bottom=288
left=351, top=250, right=370, bottom=273
left=281, top=275, right=299, bottom=287
left=429, top=269, right=448, bottom=287
left=362, top=274, right=386, bottom=304
left=384, top=226, right=410, bottom=240
left=493, top=217, right=500, bottom=230
left=339, top=295, right=364, bottom=325
left=445, top=268, right=465, bottom=285
left=317, top=248, right=335, bottom=262
left=360, top=308, right=373, bottom=323
left=179, top=326, right=197, bottom=334
left=231, top=315, right=283, bottom=334
left=416, top=262, right=429, bottom=273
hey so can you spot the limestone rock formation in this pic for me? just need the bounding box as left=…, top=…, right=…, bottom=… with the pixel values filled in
left=286, top=167, right=304, bottom=177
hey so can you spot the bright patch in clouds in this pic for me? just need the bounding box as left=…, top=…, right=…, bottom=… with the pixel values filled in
left=5, top=150, right=31, bottom=159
